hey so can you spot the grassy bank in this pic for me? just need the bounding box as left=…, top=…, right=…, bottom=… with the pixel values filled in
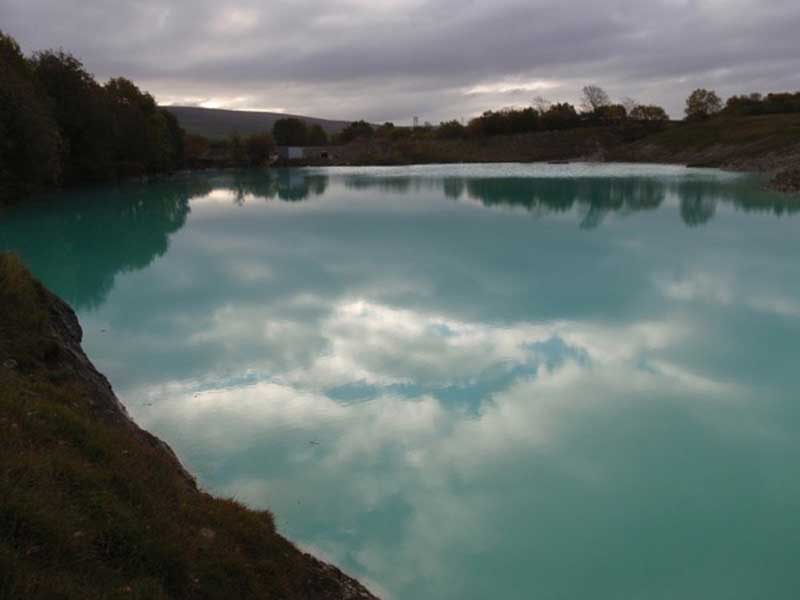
left=610, top=113, right=800, bottom=169
left=0, top=254, right=377, bottom=600
left=328, top=126, right=626, bottom=165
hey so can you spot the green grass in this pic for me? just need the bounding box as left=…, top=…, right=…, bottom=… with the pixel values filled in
left=0, top=254, right=372, bottom=599
left=634, top=113, right=800, bottom=155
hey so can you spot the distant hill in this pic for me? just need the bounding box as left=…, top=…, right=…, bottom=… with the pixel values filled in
left=163, top=106, right=352, bottom=140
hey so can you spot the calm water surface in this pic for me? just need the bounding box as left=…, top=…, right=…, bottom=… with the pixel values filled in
left=3, top=164, right=800, bottom=599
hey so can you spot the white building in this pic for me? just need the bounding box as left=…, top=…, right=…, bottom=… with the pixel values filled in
left=276, top=146, right=305, bottom=160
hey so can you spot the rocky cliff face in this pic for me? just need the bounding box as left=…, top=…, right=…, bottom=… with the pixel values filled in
left=19, top=263, right=200, bottom=486
left=770, top=167, right=800, bottom=194
left=0, top=253, right=378, bottom=600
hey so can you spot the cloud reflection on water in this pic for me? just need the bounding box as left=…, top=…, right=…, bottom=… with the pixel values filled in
left=3, top=164, right=800, bottom=599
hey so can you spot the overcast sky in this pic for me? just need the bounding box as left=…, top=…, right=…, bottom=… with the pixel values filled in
left=3, top=0, right=799, bottom=123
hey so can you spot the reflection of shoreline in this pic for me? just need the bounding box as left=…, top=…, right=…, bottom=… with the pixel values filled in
left=2, top=167, right=796, bottom=313
left=0, top=179, right=203, bottom=309
left=214, top=170, right=329, bottom=204
left=341, top=172, right=799, bottom=227
left=0, top=170, right=331, bottom=310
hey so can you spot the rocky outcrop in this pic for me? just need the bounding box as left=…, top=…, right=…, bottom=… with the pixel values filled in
left=0, top=253, right=379, bottom=600
left=34, top=280, right=201, bottom=488
left=770, top=167, right=800, bottom=193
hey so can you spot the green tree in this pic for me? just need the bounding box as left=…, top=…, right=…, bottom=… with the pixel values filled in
left=595, top=104, right=628, bottom=122
left=245, top=132, right=274, bottom=166
left=229, top=133, right=247, bottom=166
left=307, top=124, right=328, bottom=146
left=1, top=31, right=185, bottom=200
left=467, top=111, right=510, bottom=136
left=272, top=118, right=308, bottom=146
left=724, top=92, right=800, bottom=116
left=105, top=77, right=157, bottom=113
left=508, top=107, right=539, bottom=133
left=32, top=49, right=115, bottom=182
left=159, top=108, right=185, bottom=170
left=184, top=134, right=210, bottom=163
left=581, top=85, right=611, bottom=113
left=375, top=122, right=395, bottom=137
left=685, top=88, right=723, bottom=120
left=540, top=102, right=580, bottom=130
left=630, top=104, right=669, bottom=122
left=337, top=120, right=374, bottom=143
left=103, top=77, right=183, bottom=176
left=437, top=120, right=466, bottom=139
left=0, top=31, right=62, bottom=200
left=105, top=77, right=155, bottom=175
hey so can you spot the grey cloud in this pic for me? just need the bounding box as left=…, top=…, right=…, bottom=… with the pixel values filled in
left=2, top=0, right=799, bottom=121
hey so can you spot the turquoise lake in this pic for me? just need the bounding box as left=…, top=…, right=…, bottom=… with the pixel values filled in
left=2, top=163, right=800, bottom=599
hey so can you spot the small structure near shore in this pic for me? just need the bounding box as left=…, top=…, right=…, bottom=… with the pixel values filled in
left=277, top=146, right=305, bottom=160
left=275, top=146, right=333, bottom=164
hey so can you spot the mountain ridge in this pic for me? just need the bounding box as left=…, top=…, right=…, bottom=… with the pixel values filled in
left=163, top=105, right=353, bottom=140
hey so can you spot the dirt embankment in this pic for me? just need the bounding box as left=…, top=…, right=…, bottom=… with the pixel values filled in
left=608, top=140, right=800, bottom=194
left=605, top=114, right=800, bottom=192
left=0, top=253, right=378, bottom=600
left=769, top=167, right=800, bottom=193
left=327, top=127, right=625, bottom=166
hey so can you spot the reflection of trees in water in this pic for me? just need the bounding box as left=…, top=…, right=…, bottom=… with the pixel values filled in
left=338, top=175, right=670, bottom=227
left=344, top=175, right=412, bottom=194
left=470, top=176, right=800, bottom=227
left=234, top=170, right=800, bottom=221
left=678, top=180, right=718, bottom=226
left=0, top=171, right=330, bottom=310
left=443, top=178, right=466, bottom=199
left=3, top=169, right=797, bottom=310
left=224, top=170, right=329, bottom=203
left=680, top=197, right=716, bottom=226
left=468, top=178, right=673, bottom=228
left=674, top=178, right=800, bottom=225
left=0, top=179, right=208, bottom=309
left=729, top=191, right=800, bottom=217
left=428, top=177, right=667, bottom=228
left=342, top=173, right=800, bottom=227
left=343, top=176, right=446, bottom=195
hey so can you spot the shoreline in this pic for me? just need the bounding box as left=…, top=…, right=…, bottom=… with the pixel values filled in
left=4, top=160, right=795, bottom=217
left=178, top=158, right=800, bottom=194
left=0, top=254, right=379, bottom=599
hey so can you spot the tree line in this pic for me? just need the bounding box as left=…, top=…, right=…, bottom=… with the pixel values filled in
left=456, top=87, right=669, bottom=140
left=0, top=31, right=184, bottom=202
left=287, top=85, right=673, bottom=144
left=680, top=88, right=800, bottom=120
left=328, top=85, right=800, bottom=144
left=4, top=23, right=799, bottom=197
left=249, top=84, right=749, bottom=147
left=184, top=117, right=380, bottom=165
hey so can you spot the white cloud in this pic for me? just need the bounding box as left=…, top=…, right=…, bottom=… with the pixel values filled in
left=655, top=271, right=800, bottom=318
left=4, top=0, right=800, bottom=121
left=465, top=79, right=561, bottom=95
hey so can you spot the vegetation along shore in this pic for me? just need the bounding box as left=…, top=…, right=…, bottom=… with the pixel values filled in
left=2, top=30, right=800, bottom=206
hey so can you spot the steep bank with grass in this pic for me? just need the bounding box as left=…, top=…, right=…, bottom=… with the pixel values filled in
left=329, top=127, right=627, bottom=165
left=0, top=253, right=378, bottom=600
left=608, top=113, right=800, bottom=191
